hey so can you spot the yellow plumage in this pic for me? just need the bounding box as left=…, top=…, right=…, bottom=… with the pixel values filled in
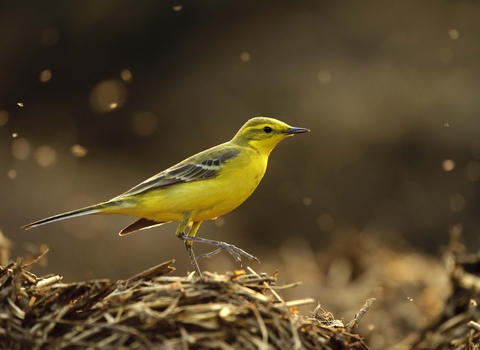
left=23, top=116, right=309, bottom=275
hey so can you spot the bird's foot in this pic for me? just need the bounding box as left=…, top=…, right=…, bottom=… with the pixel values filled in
left=178, top=233, right=260, bottom=264
left=197, top=243, right=260, bottom=263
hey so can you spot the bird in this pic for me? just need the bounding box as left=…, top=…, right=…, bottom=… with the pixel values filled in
left=23, top=116, right=309, bottom=276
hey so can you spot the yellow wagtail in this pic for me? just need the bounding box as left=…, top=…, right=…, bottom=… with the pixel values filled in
left=23, top=116, right=309, bottom=276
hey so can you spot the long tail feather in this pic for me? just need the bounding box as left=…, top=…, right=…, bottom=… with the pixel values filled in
left=22, top=205, right=104, bottom=230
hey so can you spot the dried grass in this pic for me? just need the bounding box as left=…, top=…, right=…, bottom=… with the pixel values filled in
left=0, top=251, right=370, bottom=350
left=412, top=226, right=480, bottom=350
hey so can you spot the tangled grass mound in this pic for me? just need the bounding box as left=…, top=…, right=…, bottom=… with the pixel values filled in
left=0, top=254, right=370, bottom=350
left=412, top=230, right=480, bottom=350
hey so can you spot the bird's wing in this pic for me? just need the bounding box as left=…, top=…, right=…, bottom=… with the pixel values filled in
left=116, top=147, right=240, bottom=197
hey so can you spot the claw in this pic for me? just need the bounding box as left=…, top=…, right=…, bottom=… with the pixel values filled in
left=178, top=233, right=260, bottom=266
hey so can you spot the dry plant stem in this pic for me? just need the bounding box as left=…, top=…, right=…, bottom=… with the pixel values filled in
left=346, top=298, right=376, bottom=332
left=1, top=250, right=370, bottom=350
left=21, top=248, right=49, bottom=269
left=468, top=321, right=480, bottom=332
left=247, top=266, right=284, bottom=303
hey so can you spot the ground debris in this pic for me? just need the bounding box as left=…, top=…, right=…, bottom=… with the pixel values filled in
left=0, top=257, right=370, bottom=349
left=413, top=226, right=480, bottom=350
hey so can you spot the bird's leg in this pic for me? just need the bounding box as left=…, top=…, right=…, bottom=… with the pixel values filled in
left=185, top=221, right=203, bottom=276
left=177, top=233, right=260, bottom=264
left=175, top=215, right=203, bottom=277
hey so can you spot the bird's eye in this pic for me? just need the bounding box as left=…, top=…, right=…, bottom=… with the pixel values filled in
left=263, top=126, right=272, bottom=133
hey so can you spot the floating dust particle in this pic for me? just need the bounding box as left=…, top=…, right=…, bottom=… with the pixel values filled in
left=11, top=138, right=31, bottom=160
left=89, top=79, right=126, bottom=113
left=318, top=70, right=332, bottom=84
left=17, top=102, right=24, bottom=107
left=71, top=144, right=88, bottom=157
left=34, top=145, right=57, bottom=167
left=442, top=159, right=455, bottom=171
left=317, top=214, right=334, bottom=231
left=449, top=29, right=459, bottom=40
left=120, top=69, right=132, bottom=83
left=240, top=52, right=251, bottom=62
left=302, top=197, right=312, bottom=206
left=444, top=122, right=449, bottom=127
left=39, top=69, right=52, bottom=83
left=12, top=133, right=18, bottom=138
left=173, top=5, right=183, bottom=11
left=7, top=169, right=17, bottom=179
left=214, top=217, right=225, bottom=227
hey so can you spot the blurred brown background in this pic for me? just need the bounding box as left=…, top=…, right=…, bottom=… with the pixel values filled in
left=0, top=0, right=479, bottom=303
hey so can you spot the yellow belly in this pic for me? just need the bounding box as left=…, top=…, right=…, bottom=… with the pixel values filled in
left=111, top=149, right=267, bottom=223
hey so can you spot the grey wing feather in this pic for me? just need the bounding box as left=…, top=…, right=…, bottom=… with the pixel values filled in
left=116, top=149, right=239, bottom=197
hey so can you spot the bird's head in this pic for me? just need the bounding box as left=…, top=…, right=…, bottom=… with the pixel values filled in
left=231, top=117, right=309, bottom=154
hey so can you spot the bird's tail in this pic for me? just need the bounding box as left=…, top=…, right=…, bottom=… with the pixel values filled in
left=22, top=203, right=108, bottom=230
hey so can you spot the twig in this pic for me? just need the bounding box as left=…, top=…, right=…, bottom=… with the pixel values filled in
left=346, top=298, right=376, bottom=332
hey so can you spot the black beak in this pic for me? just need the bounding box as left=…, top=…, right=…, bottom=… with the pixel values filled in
left=285, top=127, right=310, bottom=134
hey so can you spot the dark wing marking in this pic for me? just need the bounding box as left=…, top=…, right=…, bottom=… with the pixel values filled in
left=116, top=149, right=240, bottom=197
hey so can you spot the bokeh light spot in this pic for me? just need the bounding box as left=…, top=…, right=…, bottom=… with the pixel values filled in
left=302, top=197, right=312, bottom=206
left=465, top=161, right=480, bottom=182
left=132, top=111, right=159, bottom=137
left=41, top=28, right=59, bottom=47
left=120, top=69, right=132, bottom=83
left=173, top=5, right=183, bottom=11
left=7, top=170, right=17, bottom=179
left=214, top=217, right=225, bottom=227
left=449, top=193, right=465, bottom=212
left=17, top=102, right=24, bottom=107
left=89, top=79, right=127, bottom=113
left=240, top=52, right=251, bottom=62
left=318, top=70, right=332, bottom=84
left=35, top=145, right=57, bottom=168
left=317, top=214, right=334, bottom=231
left=39, top=69, right=52, bottom=83
left=11, top=138, right=30, bottom=160
left=0, top=110, right=8, bottom=126
left=71, top=144, right=88, bottom=158
left=12, top=133, right=18, bottom=138
left=449, top=29, right=459, bottom=40
left=442, top=159, right=455, bottom=171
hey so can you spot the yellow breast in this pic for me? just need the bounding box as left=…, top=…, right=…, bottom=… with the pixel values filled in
left=121, top=148, right=268, bottom=223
